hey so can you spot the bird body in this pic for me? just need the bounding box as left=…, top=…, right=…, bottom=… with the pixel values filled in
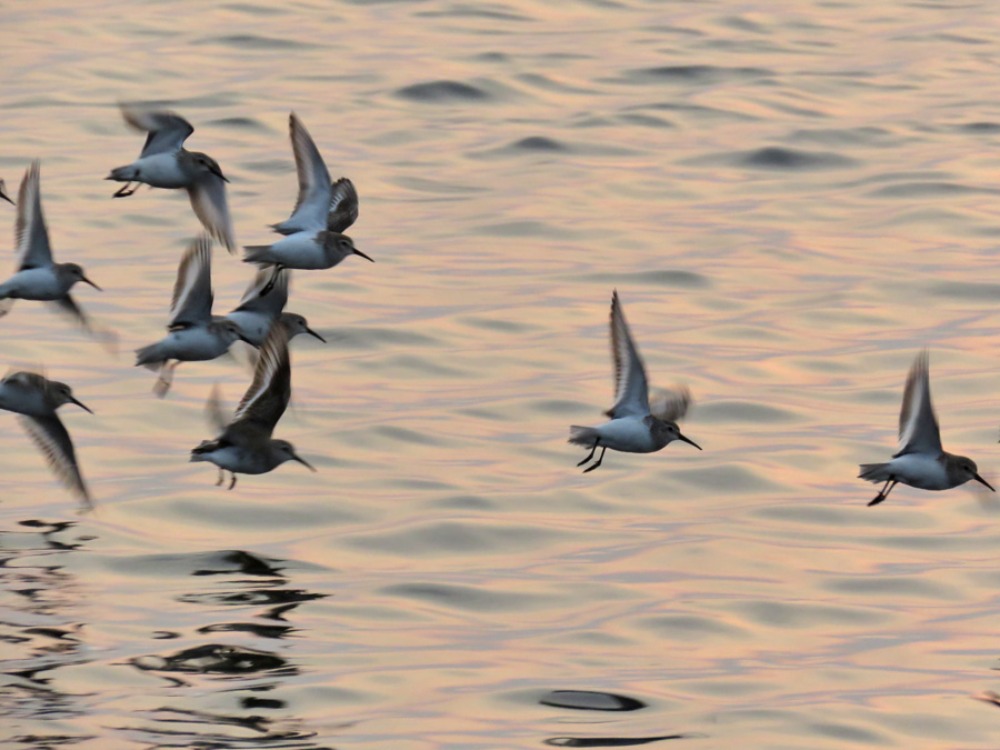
left=570, top=291, right=700, bottom=472
left=108, top=106, right=235, bottom=251
left=859, top=351, right=994, bottom=505
left=244, top=230, right=370, bottom=270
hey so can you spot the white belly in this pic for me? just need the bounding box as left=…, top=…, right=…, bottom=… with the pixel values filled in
left=0, top=267, right=65, bottom=300
left=133, top=153, right=189, bottom=188
left=162, top=327, right=233, bottom=361
left=595, top=417, right=659, bottom=454
left=887, top=453, right=950, bottom=490
left=268, top=232, right=328, bottom=269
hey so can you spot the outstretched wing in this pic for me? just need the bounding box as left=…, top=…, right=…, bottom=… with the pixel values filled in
left=18, top=414, right=91, bottom=507
left=230, top=323, right=291, bottom=437
left=188, top=175, right=235, bottom=253
left=122, top=106, right=194, bottom=157
left=895, top=350, right=942, bottom=457
left=327, top=177, right=358, bottom=233
left=168, top=235, right=214, bottom=328
left=648, top=385, right=692, bottom=423
left=15, top=161, right=53, bottom=270
left=281, top=113, right=332, bottom=233
left=604, top=290, right=650, bottom=419
left=232, top=267, right=288, bottom=316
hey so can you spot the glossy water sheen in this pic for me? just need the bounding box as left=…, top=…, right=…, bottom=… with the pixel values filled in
left=4, top=1, right=1000, bottom=748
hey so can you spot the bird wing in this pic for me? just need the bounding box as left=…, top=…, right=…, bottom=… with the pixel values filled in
left=281, top=113, right=332, bottom=232
left=648, top=385, right=692, bottom=423
left=205, top=383, right=230, bottom=433
left=230, top=323, right=291, bottom=436
left=47, top=295, right=92, bottom=331
left=18, top=414, right=91, bottom=507
left=605, top=290, right=650, bottom=419
left=14, top=161, right=53, bottom=270
left=187, top=175, right=235, bottom=253
left=232, top=267, right=288, bottom=316
left=895, top=350, right=943, bottom=457
left=122, top=106, right=194, bottom=157
left=327, top=177, right=358, bottom=232
left=168, top=235, right=214, bottom=328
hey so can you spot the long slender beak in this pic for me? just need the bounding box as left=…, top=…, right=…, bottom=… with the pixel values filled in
left=293, top=453, right=317, bottom=472
left=0, top=189, right=13, bottom=206
left=69, top=396, right=94, bottom=414
left=974, top=473, right=995, bottom=492
left=82, top=276, right=102, bottom=291
left=306, top=327, right=326, bottom=343
left=353, top=247, right=374, bottom=263
left=212, top=165, right=229, bottom=183
left=677, top=432, right=702, bottom=451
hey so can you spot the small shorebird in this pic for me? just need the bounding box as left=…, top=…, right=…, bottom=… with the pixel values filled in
left=269, top=113, right=359, bottom=236
left=570, top=291, right=701, bottom=472
left=191, top=323, right=316, bottom=489
left=0, top=161, right=101, bottom=329
left=107, top=106, right=235, bottom=252
left=135, top=235, right=250, bottom=396
left=0, top=179, right=14, bottom=205
left=0, top=370, right=92, bottom=506
left=244, top=227, right=371, bottom=271
left=224, top=268, right=325, bottom=347
left=859, top=351, right=994, bottom=506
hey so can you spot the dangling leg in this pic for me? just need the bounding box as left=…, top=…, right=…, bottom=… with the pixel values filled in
left=576, top=441, right=598, bottom=467
left=868, top=478, right=898, bottom=507
left=583, top=446, right=607, bottom=473
left=112, top=181, right=139, bottom=198
left=154, top=361, right=179, bottom=398
left=228, top=472, right=237, bottom=490
left=215, top=468, right=225, bottom=487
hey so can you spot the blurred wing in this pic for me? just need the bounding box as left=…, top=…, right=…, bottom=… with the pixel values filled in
left=327, top=177, right=358, bottom=232
left=233, top=267, right=288, bottom=316
left=47, top=294, right=91, bottom=331
left=18, top=414, right=91, bottom=507
left=15, top=161, right=53, bottom=269
left=205, top=383, right=229, bottom=433
left=122, top=106, right=194, bottom=157
left=188, top=176, right=235, bottom=252
left=169, top=235, right=213, bottom=327
left=648, top=385, right=692, bottom=423
left=283, top=113, right=332, bottom=231
left=895, top=350, right=942, bottom=456
left=605, top=290, right=650, bottom=419
left=232, top=323, right=291, bottom=435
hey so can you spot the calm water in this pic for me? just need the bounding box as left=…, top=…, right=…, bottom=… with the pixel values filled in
left=3, top=1, right=1000, bottom=747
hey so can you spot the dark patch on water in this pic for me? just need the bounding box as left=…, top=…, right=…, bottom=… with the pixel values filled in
left=198, top=34, right=313, bottom=50
left=624, top=64, right=773, bottom=84
left=546, top=736, right=687, bottom=747
left=868, top=181, right=998, bottom=199
left=512, top=136, right=569, bottom=152
left=540, top=689, right=647, bottom=712
left=736, top=146, right=856, bottom=170
left=396, top=80, right=492, bottom=103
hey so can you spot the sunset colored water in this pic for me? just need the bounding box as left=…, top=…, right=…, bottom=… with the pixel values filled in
left=4, top=1, right=1000, bottom=747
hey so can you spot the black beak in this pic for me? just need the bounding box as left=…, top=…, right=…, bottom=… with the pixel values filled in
left=69, top=396, right=94, bottom=414
left=0, top=189, right=13, bottom=206
left=306, top=327, right=326, bottom=343
left=293, top=453, right=317, bottom=472
left=677, top=432, right=702, bottom=451
left=353, top=247, right=374, bottom=263
left=82, top=275, right=102, bottom=291
left=212, top=165, right=229, bottom=183
left=974, top=473, right=995, bottom=492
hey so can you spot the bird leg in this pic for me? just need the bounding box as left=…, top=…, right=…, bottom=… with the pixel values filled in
left=576, top=441, right=598, bottom=467
left=868, top=478, right=898, bottom=507
left=259, top=265, right=285, bottom=296
left=215, top=468, right=225, bottom=487
left=112, top=182, right=139, bottom=198
left=228, top=472, right=238, bottom=490
left=582, top=446, right=607, bottom=473
left=153, top=361, right=179, bottom=398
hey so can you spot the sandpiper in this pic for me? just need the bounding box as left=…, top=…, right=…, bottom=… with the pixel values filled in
left=269, top=113, right=359, bottom=236
left=0, top=370, right=92, bottom=506
left=107, top=105, right=235, bottom=252
left=0, top=161, right=101, bottom=329
left=224, top=268, right=325, bottom=347
left=859, top=351, right=994, bottom=506
left=191, top=323, right=316, bottom=489
left=135, top=235, right=250, bottom=396
left=570, top=291, right=701, bottom=473
left=0, top=179, right=14, bottom=205
left=244, top=227, right=372, bottom=271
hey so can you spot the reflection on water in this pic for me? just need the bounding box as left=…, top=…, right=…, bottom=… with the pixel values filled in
left=4, top=0, right=1000, bottom=747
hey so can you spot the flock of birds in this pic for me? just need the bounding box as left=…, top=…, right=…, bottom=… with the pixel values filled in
left=0, top=107, right=370, bottom=506
left=0, top=106, right=993, bottom=510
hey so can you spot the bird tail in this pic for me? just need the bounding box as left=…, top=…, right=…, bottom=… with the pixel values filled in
left=134, top=342, right=167, bottom=370
left=190, top=439, right=220, bottom=462
left=243, top=245, right=276, bottom=267
left=569, top=425, right=599, bottom=446
left=858, top=462, right=891, bottom=483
